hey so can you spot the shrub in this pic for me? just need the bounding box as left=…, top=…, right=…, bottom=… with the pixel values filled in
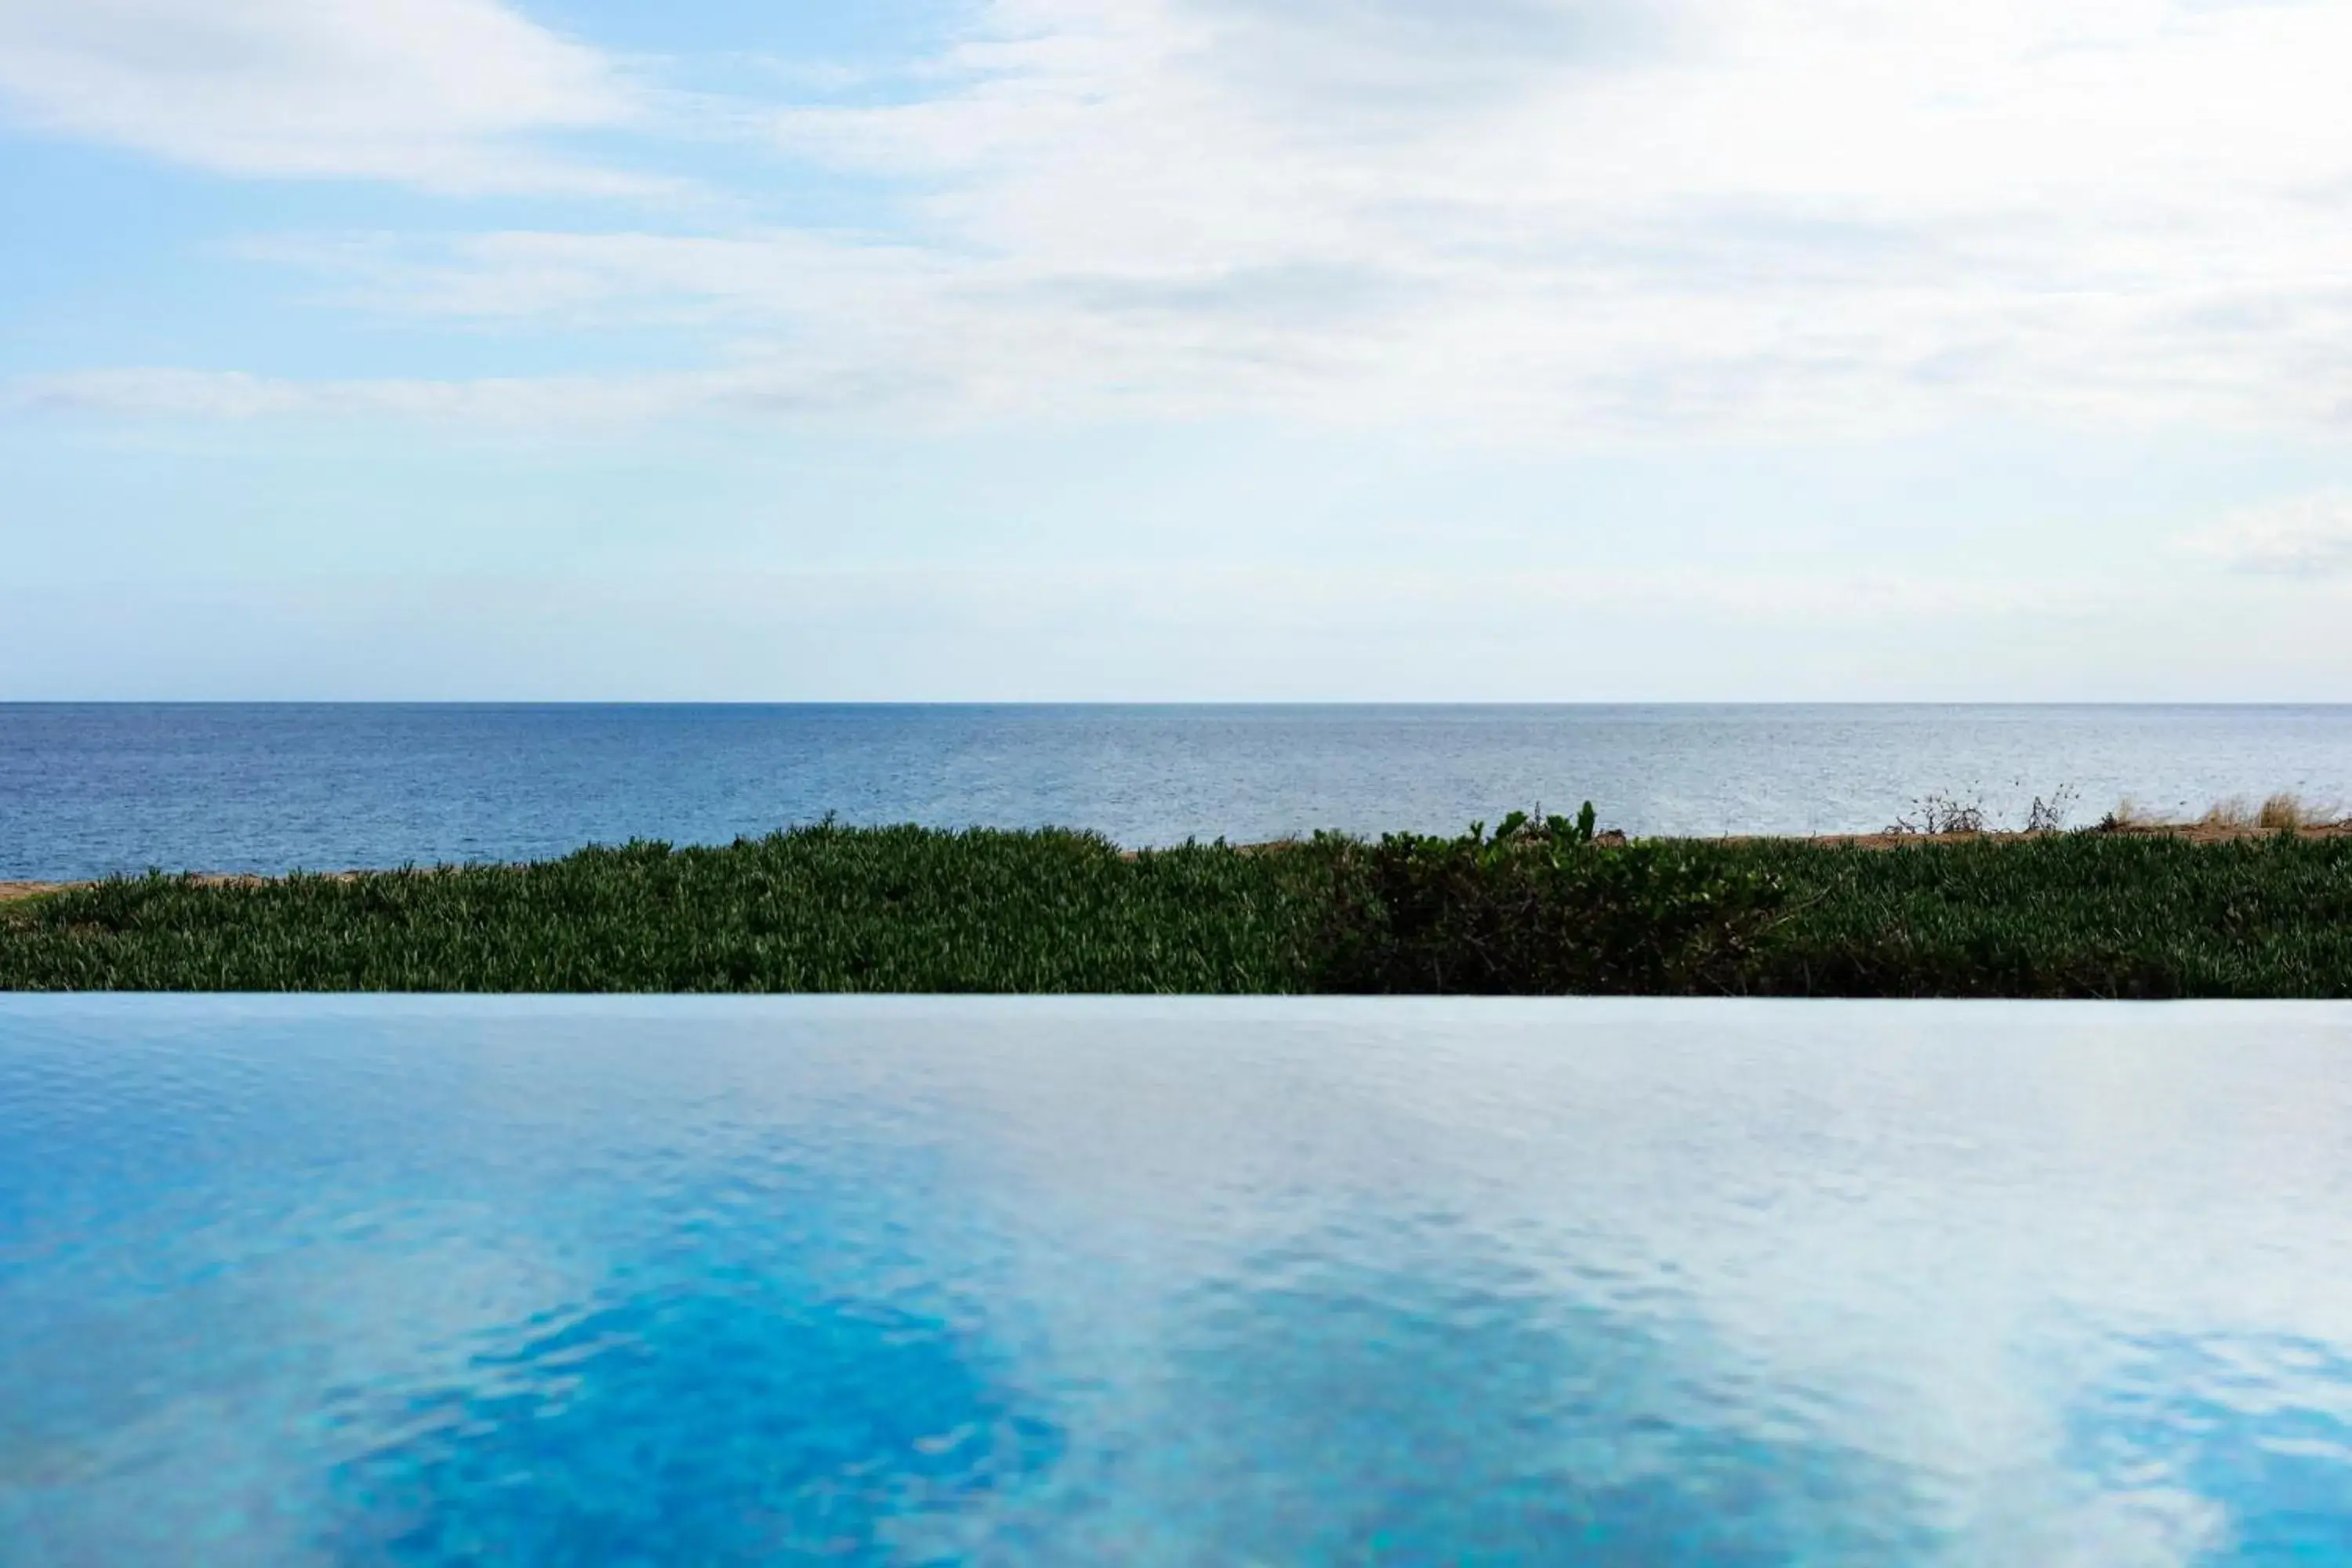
left=2096, top=798, right=2147, bottom=832
left=2258, top=793, right=2313, bottom=831
left=2200, top=797, right=2256, bottom=831
left=1314, top=806, right=1788, bottom=994
left=2024, top=786, right=2079, bottom=833
left=1886, top=792, right=1986, bottom=836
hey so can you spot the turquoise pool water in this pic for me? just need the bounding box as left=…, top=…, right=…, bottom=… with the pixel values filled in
left=4, top=998, right=2350, bottom=1563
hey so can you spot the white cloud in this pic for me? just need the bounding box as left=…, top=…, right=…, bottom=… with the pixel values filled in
left=5, top=354, right=975, bottom=426
left=8, top=365, right=786, bottom=423
left=0, top=0, right=642, bottom=191
left=7, top=367, right=611, bottom=421
left=17, top=0, right=2352, bottom=440
left=741, top=0, right=2352, bottom=438
left=2179, top=492, right=2352, bottom=577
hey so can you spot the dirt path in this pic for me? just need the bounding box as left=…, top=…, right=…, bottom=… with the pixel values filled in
left=0, top=872, right=348, bottom=903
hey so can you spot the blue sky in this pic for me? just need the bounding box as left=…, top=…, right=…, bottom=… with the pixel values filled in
left=5, top=0, right=2351, bottom=699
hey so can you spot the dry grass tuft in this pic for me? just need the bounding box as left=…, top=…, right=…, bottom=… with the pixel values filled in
left=2194, top=793, right=2338, bottom=832
left=2199, top=797, right=2256, bottom=831
left=2259, top=793, right=2304, bottom=830
left=2100, top=793, right=2345, bottom=834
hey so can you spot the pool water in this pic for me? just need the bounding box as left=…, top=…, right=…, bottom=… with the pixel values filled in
left=4, top=998, right=2350, bottom=1564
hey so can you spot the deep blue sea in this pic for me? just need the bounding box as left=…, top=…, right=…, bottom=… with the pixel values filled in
left=5, top=998, right=2350, bottom=1564
left=5, top=703, right=2352, bottom=881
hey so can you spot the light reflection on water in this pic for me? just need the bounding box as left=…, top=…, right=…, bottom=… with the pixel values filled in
left=3, top=998, right=2350, bottom=1564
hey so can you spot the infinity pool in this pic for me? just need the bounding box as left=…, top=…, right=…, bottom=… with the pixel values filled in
left=4, top=999, right=2350, bottom=1564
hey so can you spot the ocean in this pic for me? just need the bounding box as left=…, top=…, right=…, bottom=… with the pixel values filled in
left=5, top=703, right=2351, bottom=881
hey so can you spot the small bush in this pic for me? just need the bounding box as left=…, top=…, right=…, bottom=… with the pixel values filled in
left=1886, top=792, right=1986, bottom=836
left=2259, top=793, right=2311, bottom=831
left=2024, top=786, right=2079, bottom=833
left=1314, top=806, right=1788, bottom=995
left=2200, top=797, right=2256, bottom=831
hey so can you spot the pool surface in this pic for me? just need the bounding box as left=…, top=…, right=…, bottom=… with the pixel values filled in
left=4, top=998, right=2351, bottom=1563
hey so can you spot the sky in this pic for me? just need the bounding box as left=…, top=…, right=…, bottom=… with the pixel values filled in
left=4, top=0, right=2350, bottom=700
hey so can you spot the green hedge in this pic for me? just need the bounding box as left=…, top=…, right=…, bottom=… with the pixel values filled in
left=1315, top=809, right=1785, bottom=994
left=8, top=818, right=2352, bottom=996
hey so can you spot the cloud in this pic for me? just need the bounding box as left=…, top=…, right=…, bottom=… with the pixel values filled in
left=1189, top=0, right=1670, bottom=123
left=0, top=0, right=643, bottom=192
left=2179, top=492, right=2352, bottom=577
left=7, top=367, right=614, bottom=422
left=739, top=0, right=2352, bottom=437
left=18, top=0, right=2352, bottom=440
left=4, top=357, right=967, bottom=426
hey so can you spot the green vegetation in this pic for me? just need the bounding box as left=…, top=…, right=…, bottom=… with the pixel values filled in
left=1317, top=808, right=1785, bottom=995
left=9, top=815, right=2352, bottom=996
left=1712, top=832, right=2352, bottom=998
left=0, top=825, right=1332, bottom=993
